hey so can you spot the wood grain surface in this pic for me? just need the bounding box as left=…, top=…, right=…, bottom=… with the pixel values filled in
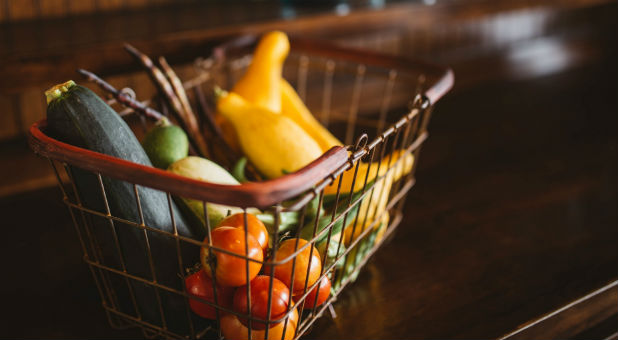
left=305, top=54, right=618, bottom=339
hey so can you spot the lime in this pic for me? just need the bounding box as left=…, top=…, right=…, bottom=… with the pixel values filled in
left=142, top=118, right=189, bottom=169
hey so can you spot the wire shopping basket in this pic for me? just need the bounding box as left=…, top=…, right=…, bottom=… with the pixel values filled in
left=28, top=35, right=453, bottom=339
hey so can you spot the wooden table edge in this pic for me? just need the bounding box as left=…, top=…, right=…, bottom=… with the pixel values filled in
left=498, top=280, right=618, bottom=340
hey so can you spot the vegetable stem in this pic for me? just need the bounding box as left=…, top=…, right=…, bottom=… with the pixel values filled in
left=77, top=68, right=165, bottom=122
left=45, top=80, right=76, bottom=104
left=124, top=43, right=210, bottom=158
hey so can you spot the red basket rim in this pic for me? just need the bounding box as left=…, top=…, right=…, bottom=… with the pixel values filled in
left=29, top=119, right=349, bottom=209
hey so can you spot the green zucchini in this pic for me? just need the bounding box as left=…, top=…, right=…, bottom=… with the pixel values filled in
left=46, top=81, right=202, bottom=333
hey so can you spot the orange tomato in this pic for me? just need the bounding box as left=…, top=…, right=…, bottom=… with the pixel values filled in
left=201, top=226, right=263, bottom=287
left=185, top=269, right=234, bottom=319
left=220, top=304, right=299, bottom=340
left=294, top=275, right=331, bottom=309
left=218, top=213, right=269, bottom=251
left=266, top=238, right=321, bottom=294
left=233, top=275, right=290, bottom=330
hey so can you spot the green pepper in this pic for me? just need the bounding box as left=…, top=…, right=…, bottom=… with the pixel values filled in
left=299, top=202, right=360, bottom=243
left=316, top=232, right=346, bottom=270
left=304, top=194, right=322, bottom=222
left=256, top=211, right=299, bottom=234
left=299, top=189, right=363, bottom=243
left=255, top=189, right=324, bottom=240
left=333, top=224, right=380, bottom=290
left=231, top=157, right=249, bottom=183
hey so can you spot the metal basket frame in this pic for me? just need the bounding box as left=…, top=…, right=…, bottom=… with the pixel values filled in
left=28, top=36, right=453, bottom=339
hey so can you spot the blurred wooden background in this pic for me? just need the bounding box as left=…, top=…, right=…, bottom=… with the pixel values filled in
left=0, top=0, right=193, bottom=22
left=1, top=0, right=615, bottom=197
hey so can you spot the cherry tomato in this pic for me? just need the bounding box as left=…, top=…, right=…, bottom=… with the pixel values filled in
left=265, top=238, right=321, bottom=295
left=294, top=275, right=331, bottom=309
left=233, top=275, right=290, bottom=330
left=184, top=269, right=234, bottom=319
left=201, top=226, right=263, bottom=287
left=218, top=213, right=269, bottom=251
left=220, top=304, right=299, bottom=340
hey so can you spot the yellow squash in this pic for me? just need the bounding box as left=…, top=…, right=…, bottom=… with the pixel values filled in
left=167, top=156, right=260, bottom=227
left=280, top=79, right=343, bottom=152
left=217, top=92, right=323, bottom=179
left=343, top=173, right=392, bottom=246
left=374, top=212, right=390, bottom=244
left=339, top=152, right=414, bottom=246
left=345, top=211, right=390, bottom=247
left=324, top=150, right=414, bottom=196
left=214, top=113, right=242, bottom=154
left=232, top=30, right=290, bottom=113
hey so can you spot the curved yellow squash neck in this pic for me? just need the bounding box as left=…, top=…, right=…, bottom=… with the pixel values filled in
left=232, top=31, right=290, bottom=113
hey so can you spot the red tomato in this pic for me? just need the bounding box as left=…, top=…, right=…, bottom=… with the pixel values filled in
left=218, top=213, right=269, bottom=251
left=265, top=238, right=321, bottom=294
left=220, top=304, right=299, bottom=340
left=201, top=226, right=263, bottom=287
left=294, top=275, right=331, bottom=309
left=233, top=275, right=290, bottom=330
left=184, top=269, right=234, bottom=319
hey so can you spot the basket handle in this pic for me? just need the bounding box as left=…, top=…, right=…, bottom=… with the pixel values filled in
left=29, top=119, right=349, bottom=209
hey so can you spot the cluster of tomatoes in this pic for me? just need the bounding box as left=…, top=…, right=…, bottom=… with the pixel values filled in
left=184, top=213, right=331, bottom=340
